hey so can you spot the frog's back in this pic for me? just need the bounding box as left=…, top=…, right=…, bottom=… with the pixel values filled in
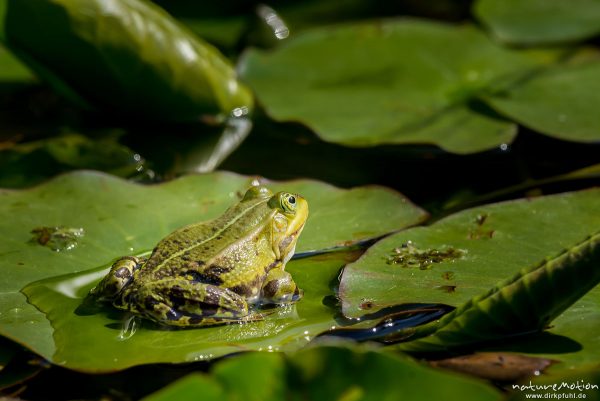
left=138, top=195, right=275, bottom=280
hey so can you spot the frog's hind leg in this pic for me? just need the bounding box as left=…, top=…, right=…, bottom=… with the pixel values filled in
left=135, top=278, right=251, bottom=327
left=89, top=256, right=146, bottom=302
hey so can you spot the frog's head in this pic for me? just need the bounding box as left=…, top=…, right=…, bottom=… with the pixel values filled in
left=89, top=257, right=139, bottom=302
left=268, top=192, right=309, bottom=262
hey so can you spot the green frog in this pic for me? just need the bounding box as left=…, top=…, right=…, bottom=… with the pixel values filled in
left=89, top=186, right=308, bottom=327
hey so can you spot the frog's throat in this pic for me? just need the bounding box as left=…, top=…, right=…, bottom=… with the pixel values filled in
left=152, top=199, right=268, bottom=272
left=275, top=222, right=305, bottom=264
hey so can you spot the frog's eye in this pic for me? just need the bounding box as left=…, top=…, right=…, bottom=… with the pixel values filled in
left=281, top=193, right=297, bottom=213
left=269, top=192, right=299, bottom=213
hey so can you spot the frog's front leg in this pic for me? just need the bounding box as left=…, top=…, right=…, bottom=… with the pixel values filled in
left=90, top=256, right=146, bottom=302
left=260, top=268, right=303, bottom=305
left=133, top=278, right=250, bottom=327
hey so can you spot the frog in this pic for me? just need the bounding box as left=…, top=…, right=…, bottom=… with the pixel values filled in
left=89, top=186, right=308, bottom=327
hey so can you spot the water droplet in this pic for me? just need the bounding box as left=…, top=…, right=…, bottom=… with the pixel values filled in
left=29, top=226, right=85, bottom=252
left=118, top=314, right=139, bottom=341
left=257, top=5, right=289, bottom=40
left=499, top=143, right=509, bottom=151
left=232, top=106, right=249, bottom=118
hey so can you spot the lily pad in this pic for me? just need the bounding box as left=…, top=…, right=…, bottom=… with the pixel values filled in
left=0, top=171, right=425, bottom=371
left=1, top=0, right=253, bottom=121
left=0, top=132, right=147, bottom=188
left=142, top=346, right=501, bottom=401
left=394, top=231, right=600, bottom=354
left=474, top=0, right=600, bottom=45
left=339, top=189, right=600, bottom=370
left=485, top=61, right=600, bottom=143
left=240, top=18, right=558, bottom=154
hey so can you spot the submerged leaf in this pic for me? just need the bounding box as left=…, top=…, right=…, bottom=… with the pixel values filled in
left=430, top=352, right=554, bottom=382
left=1, top=0, right=253, bottom=121
left=240, top=18, right=559, bottom=153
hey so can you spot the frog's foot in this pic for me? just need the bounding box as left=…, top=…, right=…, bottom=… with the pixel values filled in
left=260, top=268, right=303, bottom=305
left=135, top=278, right=250, bottom=327
left=89, top=256, right=146, bottom=302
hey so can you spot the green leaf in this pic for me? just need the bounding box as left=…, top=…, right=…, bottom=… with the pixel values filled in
left=0, top=0, right=6, bottom=41
left=142, top=346, right=501, bottom=401
left=395, top=231, right=600, bottom=353
left=0, top=133, right=146, bottom=188
left=0, top=43, right=34, bottom=82
left=339, top=189, right=600, bottom=370
left=474, top=0, right=600, bottom=45
left=212, top=352, right=286, bottom=401
left=485, top=61, right=600, bottom=143
left=0, top=171, right=425, bottom=371
left=240, top=19, right=558, bottom=154
left=2, top=0, right=253, bottom=121
left=143, top=374, right=224, bottom=401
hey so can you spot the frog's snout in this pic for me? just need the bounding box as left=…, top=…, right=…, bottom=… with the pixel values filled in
left=91, top=256, right=139, bottom=301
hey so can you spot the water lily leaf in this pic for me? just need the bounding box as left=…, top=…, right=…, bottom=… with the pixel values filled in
left=240, top=19, right=559, bottom=154
left=1, top=0, right=253, bottom=121
left=339, top=189, right=600, bottom=370
left=143, top=374, right=224, bottom=401
left=474, top=0, right=600, bottom=45
left=0, top=133, right=146, bottom=188
left=429, top=352, right=555, bottom=382
left=485, top=61, right=600, bottom=143
left=395, top=231, right=600, bottom=353
left=0, top=171, right=425, bottom=371
left=142, top=346, right=501, bottom=401
left=21, top=248, right=350, bottom=372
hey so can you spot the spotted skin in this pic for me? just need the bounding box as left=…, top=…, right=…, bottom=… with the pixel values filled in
left=89, top=186, right=308, bottom=327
